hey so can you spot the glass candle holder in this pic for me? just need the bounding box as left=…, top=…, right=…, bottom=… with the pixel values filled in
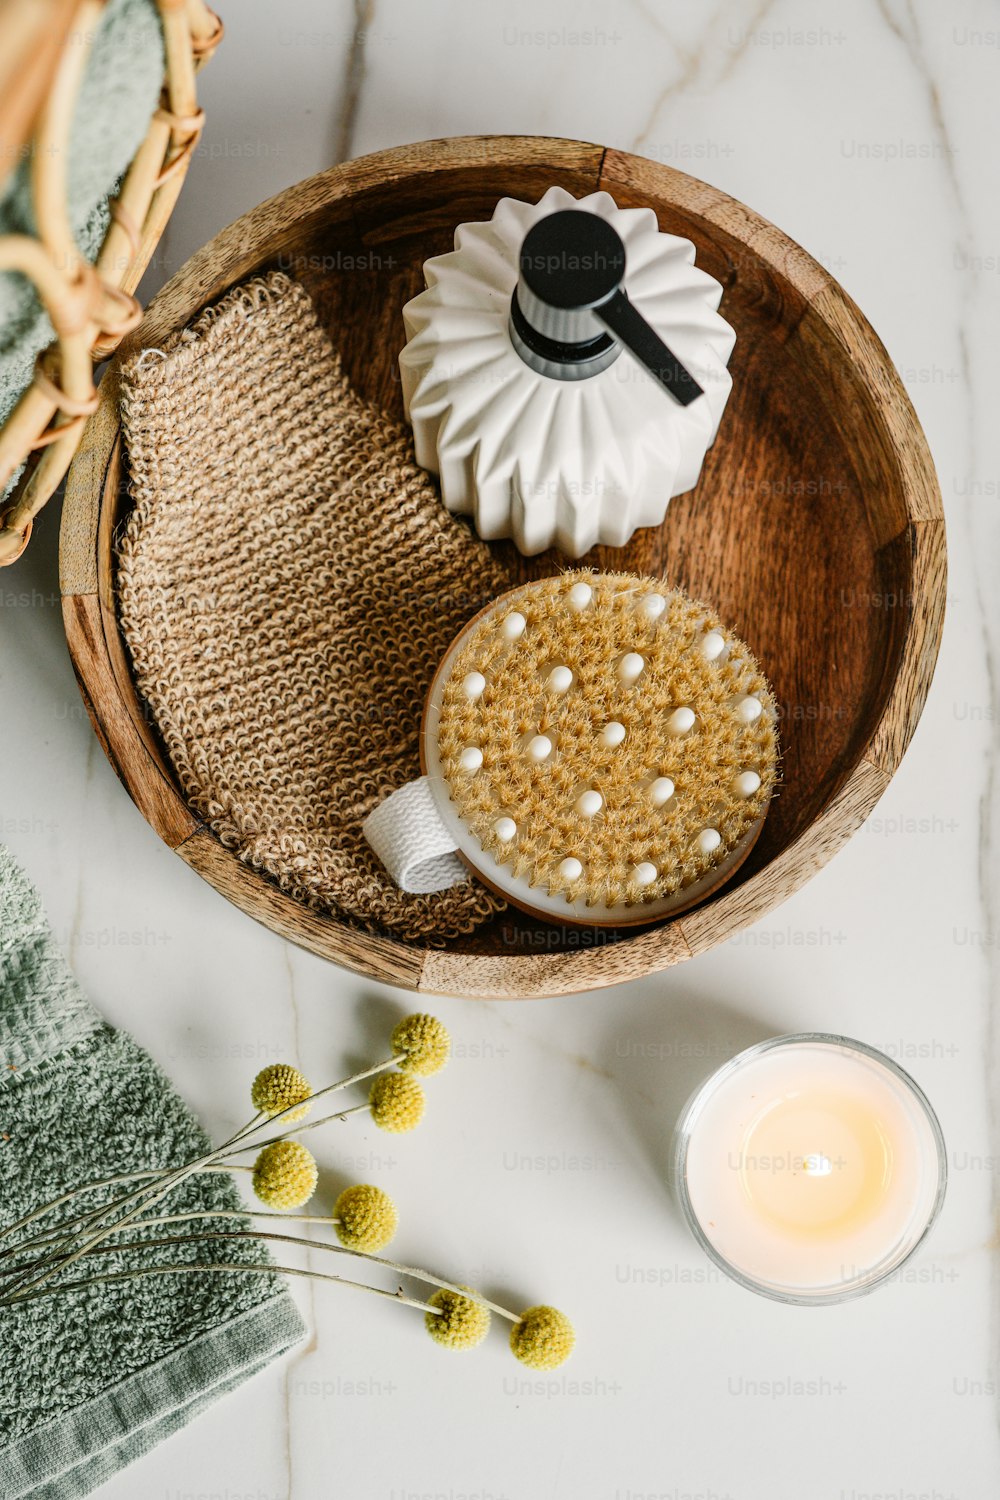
left=671, top=1033, right=947, bottom=1305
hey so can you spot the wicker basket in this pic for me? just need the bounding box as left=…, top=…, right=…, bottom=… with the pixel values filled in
left=60, top=137, right=946, bottom=999
left=0, top=0, right=222, bottom=565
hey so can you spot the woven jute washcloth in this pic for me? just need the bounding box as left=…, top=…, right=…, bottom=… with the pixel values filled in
left=117, top=270, right=508, bottom=941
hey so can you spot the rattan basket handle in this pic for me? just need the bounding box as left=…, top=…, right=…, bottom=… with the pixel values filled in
left=0, top=0, right=222, bottom=566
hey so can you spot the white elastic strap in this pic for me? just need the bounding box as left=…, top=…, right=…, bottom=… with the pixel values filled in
left=363, top=778, right=467, bottom=894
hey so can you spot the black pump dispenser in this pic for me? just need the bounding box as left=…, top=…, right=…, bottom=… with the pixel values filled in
left=509, top=209, right=704, bottom=405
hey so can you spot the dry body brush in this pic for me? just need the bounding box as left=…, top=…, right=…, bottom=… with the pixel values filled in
left=432, top=569, right=778, bottom=922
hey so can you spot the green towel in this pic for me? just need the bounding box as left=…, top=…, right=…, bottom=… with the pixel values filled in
left=0, top=847, right=305, bottom=1499
left=0, top=0, right=166, bottom=498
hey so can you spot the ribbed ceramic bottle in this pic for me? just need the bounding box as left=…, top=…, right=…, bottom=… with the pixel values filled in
left=399, top=185, right=736, bottom=558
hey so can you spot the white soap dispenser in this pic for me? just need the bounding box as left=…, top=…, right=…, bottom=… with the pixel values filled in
left=399, top=185, right=735, bottom=558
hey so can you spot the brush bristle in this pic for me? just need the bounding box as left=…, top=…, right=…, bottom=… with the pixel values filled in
left=437, top=571, right=778, bottom=911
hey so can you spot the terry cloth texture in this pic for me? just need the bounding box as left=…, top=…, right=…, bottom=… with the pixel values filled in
left=0, top=0, right=165, bottom=498
left=0, top=846, right=305, bottom=1500
left=116, top=269, right=509, bottom=942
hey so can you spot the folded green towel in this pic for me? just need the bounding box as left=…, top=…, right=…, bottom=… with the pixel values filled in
left=0, top=0, right=166, bottom=498
left=0, top=847, right=305, bottom=1500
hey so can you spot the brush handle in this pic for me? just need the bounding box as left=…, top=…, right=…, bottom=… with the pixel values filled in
left=363, top=778, right=465, bottom=894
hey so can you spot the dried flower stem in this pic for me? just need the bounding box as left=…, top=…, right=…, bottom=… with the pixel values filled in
left=0, top=1227, right=520, bottom=1322
left=4, top=1259, right=443, bottom=1315
left=1, top=1101, right=365, bottom=1268
left=0, top=1166, right=255, bottom=1263
left=283, top=1057, right=397, bottom=1112
left=0, top=1111, right=269, bottom=1301
left=0, top=1058, right=394, bottom=1272
left=218, top=1102, right=370, bottom=1159
left=0, top=1202, right=338, bottom=1273
left=1, top=1095, right=375, bottom=1268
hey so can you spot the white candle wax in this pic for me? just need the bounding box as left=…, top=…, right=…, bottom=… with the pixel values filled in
left=673, top=1035, right=946, bottom=1304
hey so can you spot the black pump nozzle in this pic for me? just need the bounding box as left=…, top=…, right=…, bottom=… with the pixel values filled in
left=510, top=209, right=704, bottom=405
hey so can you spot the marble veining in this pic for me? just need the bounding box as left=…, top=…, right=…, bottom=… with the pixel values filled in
left=2, top=1, right=998, bottom=1496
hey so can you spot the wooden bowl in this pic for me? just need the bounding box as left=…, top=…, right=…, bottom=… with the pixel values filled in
left=59, top=136, right=946, bottom=999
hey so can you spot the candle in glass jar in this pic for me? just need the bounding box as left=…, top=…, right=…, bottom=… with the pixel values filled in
left=672, top=1034, right=946, bottom=1304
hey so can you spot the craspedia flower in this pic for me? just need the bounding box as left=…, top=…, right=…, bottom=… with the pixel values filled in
left=252, top=1140, right=318, bottom=1209
left=509, top=1306, right=575, bottom=1370
left=369, top=1072, right=425, bottom=1133
left=251, top=1063, right=312, bottom=1122
left=425, top=1286, right=491, bottom=1350
left=334, top=1184, right=398, bottom=1252
left=391, top=1013, right=451, bottom=1077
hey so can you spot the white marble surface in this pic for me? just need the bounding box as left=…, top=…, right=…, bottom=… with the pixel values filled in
left=3, top=0, right=999, bottom=1496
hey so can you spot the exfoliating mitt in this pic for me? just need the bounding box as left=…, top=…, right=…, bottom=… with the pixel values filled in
left=0, top=846, right=305, bottom=1500
left=117, top=270, right=509, bottom=942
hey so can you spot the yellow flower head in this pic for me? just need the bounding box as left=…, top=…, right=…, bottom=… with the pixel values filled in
left=509, top=1306, right=575, bottom=1370
left=252, top=1140, right=318, bottom=1209
left=251, top=1063, right=312, bottom=1122
left=391, top=1013, right=451, bottom=1077
left=369, top=1072, right=425, bottom=1133
left=425, top=1286, right=491, bottom=1350
left=334, top=1184, right=398, bottom=1253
